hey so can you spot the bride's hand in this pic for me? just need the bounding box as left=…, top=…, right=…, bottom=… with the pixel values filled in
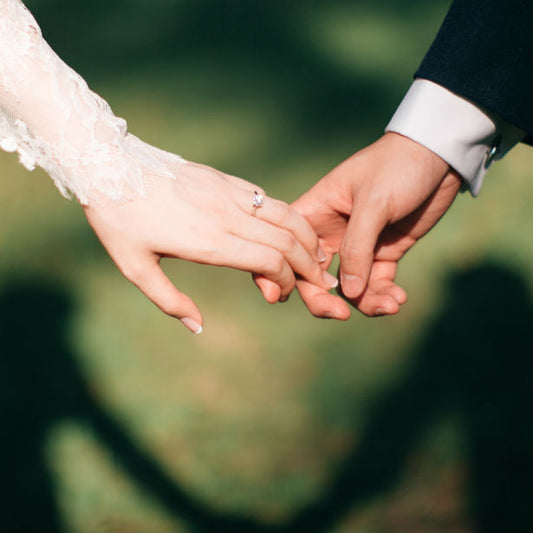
left=84, top=160, right=338, bottom=333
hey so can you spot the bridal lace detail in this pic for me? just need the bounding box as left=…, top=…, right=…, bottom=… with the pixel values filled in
left=0, top=0, right=184, bottom=204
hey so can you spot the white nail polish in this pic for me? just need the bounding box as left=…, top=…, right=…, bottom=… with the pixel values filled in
left=181, top=317, right=203, bottom=334
left=323, top=271, right=339, bottom=289
left=317, top=246, right=327, bottom=263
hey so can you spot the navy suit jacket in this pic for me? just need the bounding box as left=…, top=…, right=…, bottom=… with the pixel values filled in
left=415, top=0, right=533, bottom=144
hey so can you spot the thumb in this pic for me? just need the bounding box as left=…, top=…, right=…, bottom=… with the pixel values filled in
left=127, top=258, right=204, bottom=334
left=339, top=204, right=386, bottom=299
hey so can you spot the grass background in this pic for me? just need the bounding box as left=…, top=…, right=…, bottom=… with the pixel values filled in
left=0, top=1, right=531, bottom=532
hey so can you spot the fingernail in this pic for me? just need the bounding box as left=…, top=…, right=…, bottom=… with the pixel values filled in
left=317, top=246, right=327, bottom=263
left=181, top=317, right=203, bottom=334
left=322, top=271, right=339, bottom=289
left=279, top=294, right=290, bottom=303
left=340, top=273, right=362, bottom=297
left=375, top=308, right=386, bottom=316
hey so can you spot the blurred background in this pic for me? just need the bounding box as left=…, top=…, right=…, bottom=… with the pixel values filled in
left=0, top=1, right=531, bottom=532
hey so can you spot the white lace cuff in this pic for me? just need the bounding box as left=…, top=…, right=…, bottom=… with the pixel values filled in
left=0, top=0, right=184, bottom=205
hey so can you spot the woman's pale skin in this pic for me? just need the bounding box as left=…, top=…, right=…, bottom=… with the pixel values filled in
left=84, top=161, right=338, bottom=333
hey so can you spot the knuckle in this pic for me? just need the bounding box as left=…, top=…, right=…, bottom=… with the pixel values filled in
left=275, top=201, right=292, bottom=224
left=281, top=281, right=295, bottom=297
left=159, top=300, right=179, bottom=317
left=339, top=241, right=359, bottom=261
left=357, top=190, right=391, bottom=220
left=266, top=252, right=286, bottom=276
left=277, top=231, right=297, bottom=254
left=120, top=262, right=146, bottom=284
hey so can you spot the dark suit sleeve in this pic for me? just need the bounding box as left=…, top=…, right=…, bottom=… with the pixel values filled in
left=415, top=0, right=533, bottom=143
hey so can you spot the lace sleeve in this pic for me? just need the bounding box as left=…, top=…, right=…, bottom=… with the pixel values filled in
left=0, top=0, right=184, bottom=205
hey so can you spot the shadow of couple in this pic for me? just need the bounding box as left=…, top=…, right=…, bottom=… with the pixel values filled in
left=0, top=260, right=531, bottom=533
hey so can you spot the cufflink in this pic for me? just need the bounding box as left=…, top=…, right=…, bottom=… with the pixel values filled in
left=483, top=135, right=501, bottom=169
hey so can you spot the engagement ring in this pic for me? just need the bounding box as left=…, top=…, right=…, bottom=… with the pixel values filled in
left=252, top=191, right=265, bottom=216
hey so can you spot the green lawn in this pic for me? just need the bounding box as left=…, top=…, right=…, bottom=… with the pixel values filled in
left=1, top=1, right=531, bottom=532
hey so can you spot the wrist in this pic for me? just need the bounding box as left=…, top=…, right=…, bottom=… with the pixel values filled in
left=386, top=80, right=525, bottom=195
left=382, top=131, right=450, bottom=184
left=65, top=134, right=186, bottom=206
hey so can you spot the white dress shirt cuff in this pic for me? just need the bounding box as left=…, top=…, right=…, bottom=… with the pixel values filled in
left=385, top=79, right=525, bottom=196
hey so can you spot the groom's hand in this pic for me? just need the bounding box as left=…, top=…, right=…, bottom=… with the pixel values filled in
left=292, top=132, right=462, bottom=319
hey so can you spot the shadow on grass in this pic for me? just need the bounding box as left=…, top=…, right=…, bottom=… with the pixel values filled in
left=3, top=2, right=531, bottom=531
left=0, top=278, right=273, bottom=533
left=0, top=261, right=531, bottom=532
left=285, top=261, right=533, bottom=533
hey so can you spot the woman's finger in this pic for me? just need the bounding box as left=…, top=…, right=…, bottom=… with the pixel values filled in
left=122, top=255, right=204, bottom=334
left=235, top=190, right=323, bottom=261
left=253, top=274, right=282, bottom=304
left=230, top=210, right=338, bottom=292
left=203, top=234, right=298, bottom=299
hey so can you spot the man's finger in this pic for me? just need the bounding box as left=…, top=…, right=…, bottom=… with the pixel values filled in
left=208, top=235, right=298, bottom=299
left=236, top=190, right=322, bottom=262
left=296, top=279, right=351, bottom=320
left=231, top=212, right=338, bottom=292
left=339, top=204, right=385, bottom=299
left=345, top=261, right=407, bottom=316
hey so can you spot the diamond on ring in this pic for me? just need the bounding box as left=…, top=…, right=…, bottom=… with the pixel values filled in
left=252, top=191, right=265, bottom=216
